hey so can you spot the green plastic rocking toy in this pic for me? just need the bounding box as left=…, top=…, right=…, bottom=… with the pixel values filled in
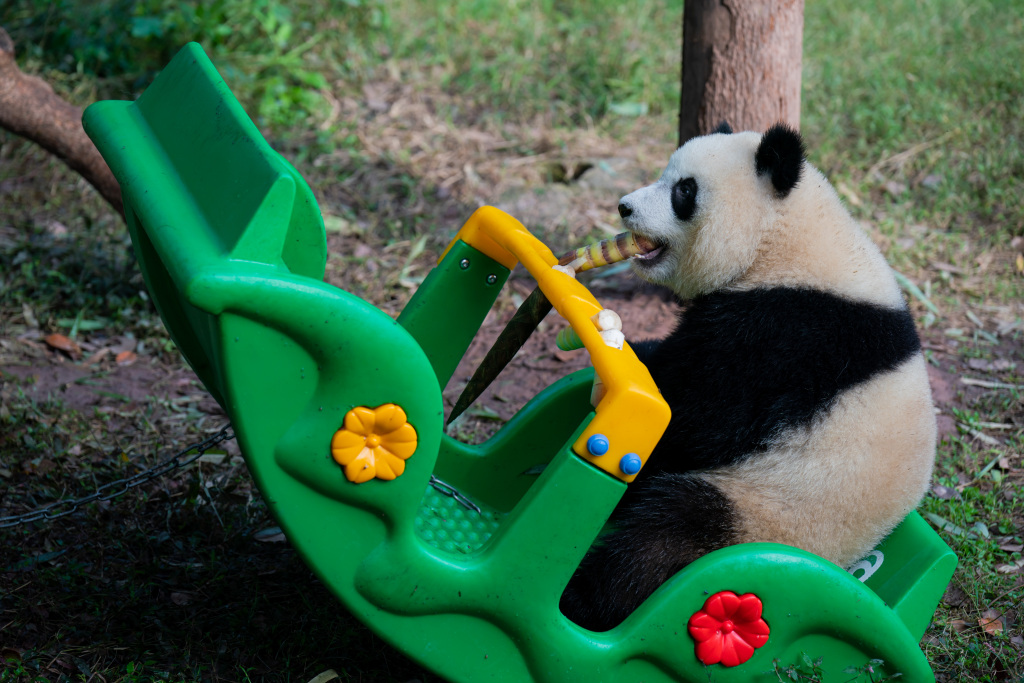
left=83, top=43, right=956, bottom=683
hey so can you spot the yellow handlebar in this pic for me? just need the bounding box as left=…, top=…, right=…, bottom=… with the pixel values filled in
left=442, top=206, right=671, bottom=483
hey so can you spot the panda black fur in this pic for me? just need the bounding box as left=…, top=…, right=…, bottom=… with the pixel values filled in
left=559, top=124, right=936, bottom=632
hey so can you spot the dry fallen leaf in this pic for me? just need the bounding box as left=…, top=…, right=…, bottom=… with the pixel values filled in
left=553, top=348, right=578, bottom=362
left=115, top=350, right=138, bottom=366
left=44, top=333, right=82, bottom=358
left=110, top=336, right=137, bottom=355
left=883, top=180, right=908, bottom=196
left=253, top=526, right=287, bottom=543
left=1016, top=253, right=1024, bottom=274
left=83, top=347, right=112, bottom=365
left=931, top=261, right=965, bottom=274
left=306, top=670, right=339, bottom=683
left=21, top=304, right=38, bottom=329
left=974, top=252, right=995, bottom=274
left=45, top=220, right=69, bottom=238
left=996, top=558, right=1024, bottom=574
left=979, top=609, right=1004, bottom=635
left=21, top=458, right=56, bottom=476
left=170, top=592, right=193, bottom=606
left=949, top=618, right=970, bottom=633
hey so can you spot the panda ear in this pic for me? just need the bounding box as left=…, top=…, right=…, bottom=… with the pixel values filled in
left=755, top=123, right=805, bottom=197
left=712, top=121, right=733, bottom=135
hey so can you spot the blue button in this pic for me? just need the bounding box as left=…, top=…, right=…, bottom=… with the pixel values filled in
left=619, top=453, right=642, bottom=475
left=586, top=434, right=609, bottom=456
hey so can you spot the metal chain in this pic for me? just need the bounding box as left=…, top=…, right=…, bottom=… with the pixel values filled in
left=428, top=475, right=482, bottom=514
left=0, top=424, right=235, bottom=529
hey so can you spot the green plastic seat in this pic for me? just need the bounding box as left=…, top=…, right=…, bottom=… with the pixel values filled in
left=83, top=43, right=956, bottom=683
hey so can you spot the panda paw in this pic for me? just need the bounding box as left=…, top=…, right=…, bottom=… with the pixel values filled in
left=594, top=309, right=624, bottom=349
left=588, top=309, right=624, bottom=406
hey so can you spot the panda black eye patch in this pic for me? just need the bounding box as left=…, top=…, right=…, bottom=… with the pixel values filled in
left=671, top=177, right=698, bottom=222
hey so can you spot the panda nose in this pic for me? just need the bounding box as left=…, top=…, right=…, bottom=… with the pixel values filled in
left=617, top=203, right=632, bottom=218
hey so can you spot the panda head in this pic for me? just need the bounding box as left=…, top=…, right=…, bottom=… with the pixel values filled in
left=621, top=123, right=806, bottom=299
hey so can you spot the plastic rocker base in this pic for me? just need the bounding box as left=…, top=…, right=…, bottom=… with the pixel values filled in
left=83, top=42, right=956, bottom=683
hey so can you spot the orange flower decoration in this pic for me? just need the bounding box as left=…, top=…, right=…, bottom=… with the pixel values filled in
left=330, top=404, right=418, bottom=483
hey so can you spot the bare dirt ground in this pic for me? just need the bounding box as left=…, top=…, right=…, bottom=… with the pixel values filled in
left=0, top=276, right=989, bottom=460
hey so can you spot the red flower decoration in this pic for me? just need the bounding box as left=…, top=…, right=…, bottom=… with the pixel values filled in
left=688, top=591, right=770, bottom=667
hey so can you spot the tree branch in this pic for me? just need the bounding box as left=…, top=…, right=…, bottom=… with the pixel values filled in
left=0, top=26, right=124, bottom=219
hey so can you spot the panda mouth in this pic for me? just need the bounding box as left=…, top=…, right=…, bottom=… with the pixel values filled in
left=630, top=234, right=667, bottom=266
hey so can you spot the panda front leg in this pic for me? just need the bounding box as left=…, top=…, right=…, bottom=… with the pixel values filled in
left=559, top=472, right=737, bottom=631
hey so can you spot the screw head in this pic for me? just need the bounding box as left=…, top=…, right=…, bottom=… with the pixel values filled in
left=460, top=258, right=471, bottom=270
left=619, top=453, right=642, bottom=475
left=586, top=434, right=609, bottom=456
left=486, top=274, right=498, bottom=285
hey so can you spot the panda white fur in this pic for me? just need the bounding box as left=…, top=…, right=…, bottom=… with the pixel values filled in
left=559, top=123, right=936, bottom=631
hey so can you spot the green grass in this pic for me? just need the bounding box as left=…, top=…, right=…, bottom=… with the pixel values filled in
left=2, top=0, right=1023, bottom=681
left=802, top=0, right=1024, bottom=294
left=4, top=0, right=683, bottom=129
left=383, top=0, right=684, bottom=124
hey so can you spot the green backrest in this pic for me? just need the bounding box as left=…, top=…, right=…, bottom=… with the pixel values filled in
left=857, top=511, right=958, bottom=639
left=82, top=42, right=326, bottom=407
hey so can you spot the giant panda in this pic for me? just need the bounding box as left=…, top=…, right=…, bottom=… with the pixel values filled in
left=559, top=123, right=936, bottom=632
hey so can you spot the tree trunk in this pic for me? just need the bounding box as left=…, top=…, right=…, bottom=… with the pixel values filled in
left=679, top=0, right=804, bottom=146
left=0, top=26, right=124, bottom=218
